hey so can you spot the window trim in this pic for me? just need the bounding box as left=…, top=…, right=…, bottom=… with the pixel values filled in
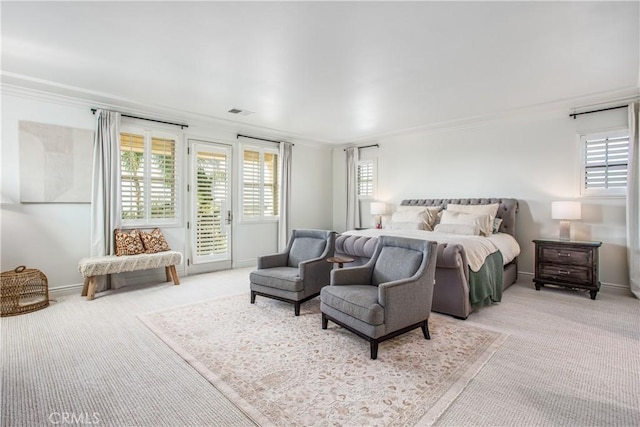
left=120, top=124, right=182, bottom=227
left=239, top=143, right=280, bottom=223
left=578, top=128, right=629, bottom=198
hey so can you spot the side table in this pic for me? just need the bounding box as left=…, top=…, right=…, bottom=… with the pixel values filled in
left=326, top=256, right=354, bottom=269
left=533, top=239, right=602, bottom=300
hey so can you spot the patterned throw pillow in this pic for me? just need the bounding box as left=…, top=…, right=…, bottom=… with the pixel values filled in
left=140, top=228, right=171, bottom=254
left=114, top=229, right=146, bottom=256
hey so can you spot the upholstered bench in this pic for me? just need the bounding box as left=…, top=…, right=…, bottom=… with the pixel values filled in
left=78, top=251, right=183, bottom=300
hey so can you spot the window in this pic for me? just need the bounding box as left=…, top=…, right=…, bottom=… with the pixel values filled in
left=120, top=127, right=180, bottom=225
left=357, top=159, right=375, bottom=198
left=580, top=129, right=629, bottom=196
left=241, top=145, right=279, bottom=220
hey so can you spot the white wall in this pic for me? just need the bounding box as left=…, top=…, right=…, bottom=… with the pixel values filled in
left=1, top=88, right=334, bottom=290
left=333, top=108, right=630, bottom=289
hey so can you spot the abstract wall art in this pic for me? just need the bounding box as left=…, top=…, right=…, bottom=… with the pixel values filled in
left=19, top=121, right=94, bottom=203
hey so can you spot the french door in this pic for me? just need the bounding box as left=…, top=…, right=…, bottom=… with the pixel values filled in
left=187, top=140, right=232, bottom=274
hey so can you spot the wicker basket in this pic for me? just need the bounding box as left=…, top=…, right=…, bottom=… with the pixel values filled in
left=1, top=266, right=49, bottom=317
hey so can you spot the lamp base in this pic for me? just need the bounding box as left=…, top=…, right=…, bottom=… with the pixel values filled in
left=558, top=220, right=571, bottom=241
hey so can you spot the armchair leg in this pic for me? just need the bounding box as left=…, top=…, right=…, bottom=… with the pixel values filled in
left=294, top=302, right=301, bottom=316
left=250, top=291, right=256, bottom=304
left=370, top=340, right=379, bottom=360
left=421, top=319, right=430, bottom=340
left=322, top=313, right=328, bottom=329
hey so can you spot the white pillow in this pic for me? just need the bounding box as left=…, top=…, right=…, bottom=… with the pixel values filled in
left=397, top=205, right=442, bottom=213
left=394, top=206, right=441, bottom=231
left=446, top=204, right=499, bottom=234
left=446, top=203, right=499, bottom=221
left=390, top=210, right=431, bottom=230
left=439, top=210, right=492, bottom=236
left=396, top=205, right=429, bottom=212
left=387, top=221, right=425, bottom=230
left=434, top=223, right=481, bottom=236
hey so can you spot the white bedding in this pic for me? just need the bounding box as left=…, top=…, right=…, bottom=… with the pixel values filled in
left=342, top=229, right=520, bottom=272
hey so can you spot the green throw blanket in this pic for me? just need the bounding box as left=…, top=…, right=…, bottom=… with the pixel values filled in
left=469, top=251, right=504, bottom=307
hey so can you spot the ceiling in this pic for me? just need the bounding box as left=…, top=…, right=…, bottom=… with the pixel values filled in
left=2, top=1, right=639, bottom=143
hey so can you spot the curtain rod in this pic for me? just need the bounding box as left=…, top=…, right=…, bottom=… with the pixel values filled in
left=569, top=105, right=628, bottom=119
left=344, top=144, right=380, bottom=151
left=237, top=134, right=293, bottom=145
left=91, top=108, right=189, bottom=129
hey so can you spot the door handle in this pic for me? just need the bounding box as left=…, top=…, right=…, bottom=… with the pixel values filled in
left=226, top=210, right=233, bottom=224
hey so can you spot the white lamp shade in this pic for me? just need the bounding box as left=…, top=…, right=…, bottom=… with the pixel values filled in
left=551, top=201, right=582, bottom=220
left=370, top=202, right=386, bottom=215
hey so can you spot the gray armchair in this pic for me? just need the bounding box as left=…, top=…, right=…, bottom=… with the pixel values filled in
left=250, top=229, right=336, bottom=316
left=320, top=236, right=437, bottom=359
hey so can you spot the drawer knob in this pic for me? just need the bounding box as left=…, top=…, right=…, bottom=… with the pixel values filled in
left=558, top=270, right=572, bottom=275
left=558, top=253, right=571, bottom=257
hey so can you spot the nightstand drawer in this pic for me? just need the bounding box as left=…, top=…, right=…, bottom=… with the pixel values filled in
left=538, top=264, right=592, bottom=286
left=538, top=246, right=591, bottom=266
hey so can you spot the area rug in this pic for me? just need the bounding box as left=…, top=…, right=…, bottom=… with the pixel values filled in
left=139, top=294, right=507, bottom=426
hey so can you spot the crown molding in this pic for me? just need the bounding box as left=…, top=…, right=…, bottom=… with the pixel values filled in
left=3, top=71, right=638, bottom=147
left=0, top=72, right=333, bottom=149
left=338, top=86, right=640, bottom=145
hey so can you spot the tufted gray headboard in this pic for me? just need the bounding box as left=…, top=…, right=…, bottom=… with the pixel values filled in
left=400, top=198, right=519, bottom=237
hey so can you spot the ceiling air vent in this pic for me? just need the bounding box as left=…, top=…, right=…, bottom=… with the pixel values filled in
left=228, top=108, right=254, bottom=116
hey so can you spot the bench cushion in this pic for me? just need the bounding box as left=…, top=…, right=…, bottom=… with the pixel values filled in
left=78, top=251, right=183, bottom=277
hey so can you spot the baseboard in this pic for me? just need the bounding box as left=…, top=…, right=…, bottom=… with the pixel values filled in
left=49, top=264, right=254, bottom=299
left=599, top=283, right=634, bottom=297
left=49, top=270, right=171, bottom=299
left=49, top=283, right=84, bottom=299
left=233, top=259, right=257, bottom=269
left=517, top=271, right=633, bottom=297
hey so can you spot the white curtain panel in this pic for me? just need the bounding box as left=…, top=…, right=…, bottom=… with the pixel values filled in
left=627, top=102, right=639, bottom=298
left=345, top=147, right=360, bottom=230
left=90, top=109, right=121, bottom=291
left=278, top=142, right=293, bottom=250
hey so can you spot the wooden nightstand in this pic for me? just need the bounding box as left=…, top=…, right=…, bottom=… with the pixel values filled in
left=533, top=239, right=602, bottom=300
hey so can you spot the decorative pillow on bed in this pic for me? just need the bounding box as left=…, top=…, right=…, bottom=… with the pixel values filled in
left=140, top=228, right=171, bottom=253
left=439, top=210, right=493, bottom=236
left=394, top=206, right=441, bottom=230
left=434, top=223, right=481, bottom=235
left=387, top=221, right=425, bottom=230
left=390, top=210, right=425, bottom=230
left=114, top=229, right=146, bottom=256
left=492, top=217, right=504, bottom=234
left=446, top=203, right=499, bottom=219
left=397, top=205, right=442, bottom=214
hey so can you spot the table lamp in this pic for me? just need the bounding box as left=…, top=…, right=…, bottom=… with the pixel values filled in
left=370, top=202, right=386, bottom=229
left=551, top=201, right=581, bottom=241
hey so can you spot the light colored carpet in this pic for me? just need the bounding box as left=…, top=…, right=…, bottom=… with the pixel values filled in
left=1, top=268, right=639, bottom=426
left=139, top=295, right=506, bottom=426
left=436, top=283, right=640, bottom=427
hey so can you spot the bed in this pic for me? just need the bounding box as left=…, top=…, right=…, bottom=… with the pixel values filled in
left=336, top=198, right=520, bottom=319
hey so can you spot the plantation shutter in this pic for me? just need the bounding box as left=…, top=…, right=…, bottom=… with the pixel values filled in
left=120, top=127, right=180, bottom=225
left=150, top=136, right=176, bottom=219
left=241, top=146, right=280, bottom=220
left=120, top=132, right=145, bottom=220
left=243, top=150, right=261, bottom=218
left=584, top=135, right=629, bottom=190
left=263, top=152, right=279, bottom=216
left=196, top=151, right=228, bottom=256
left=357, top=161, right=374, bottom=197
